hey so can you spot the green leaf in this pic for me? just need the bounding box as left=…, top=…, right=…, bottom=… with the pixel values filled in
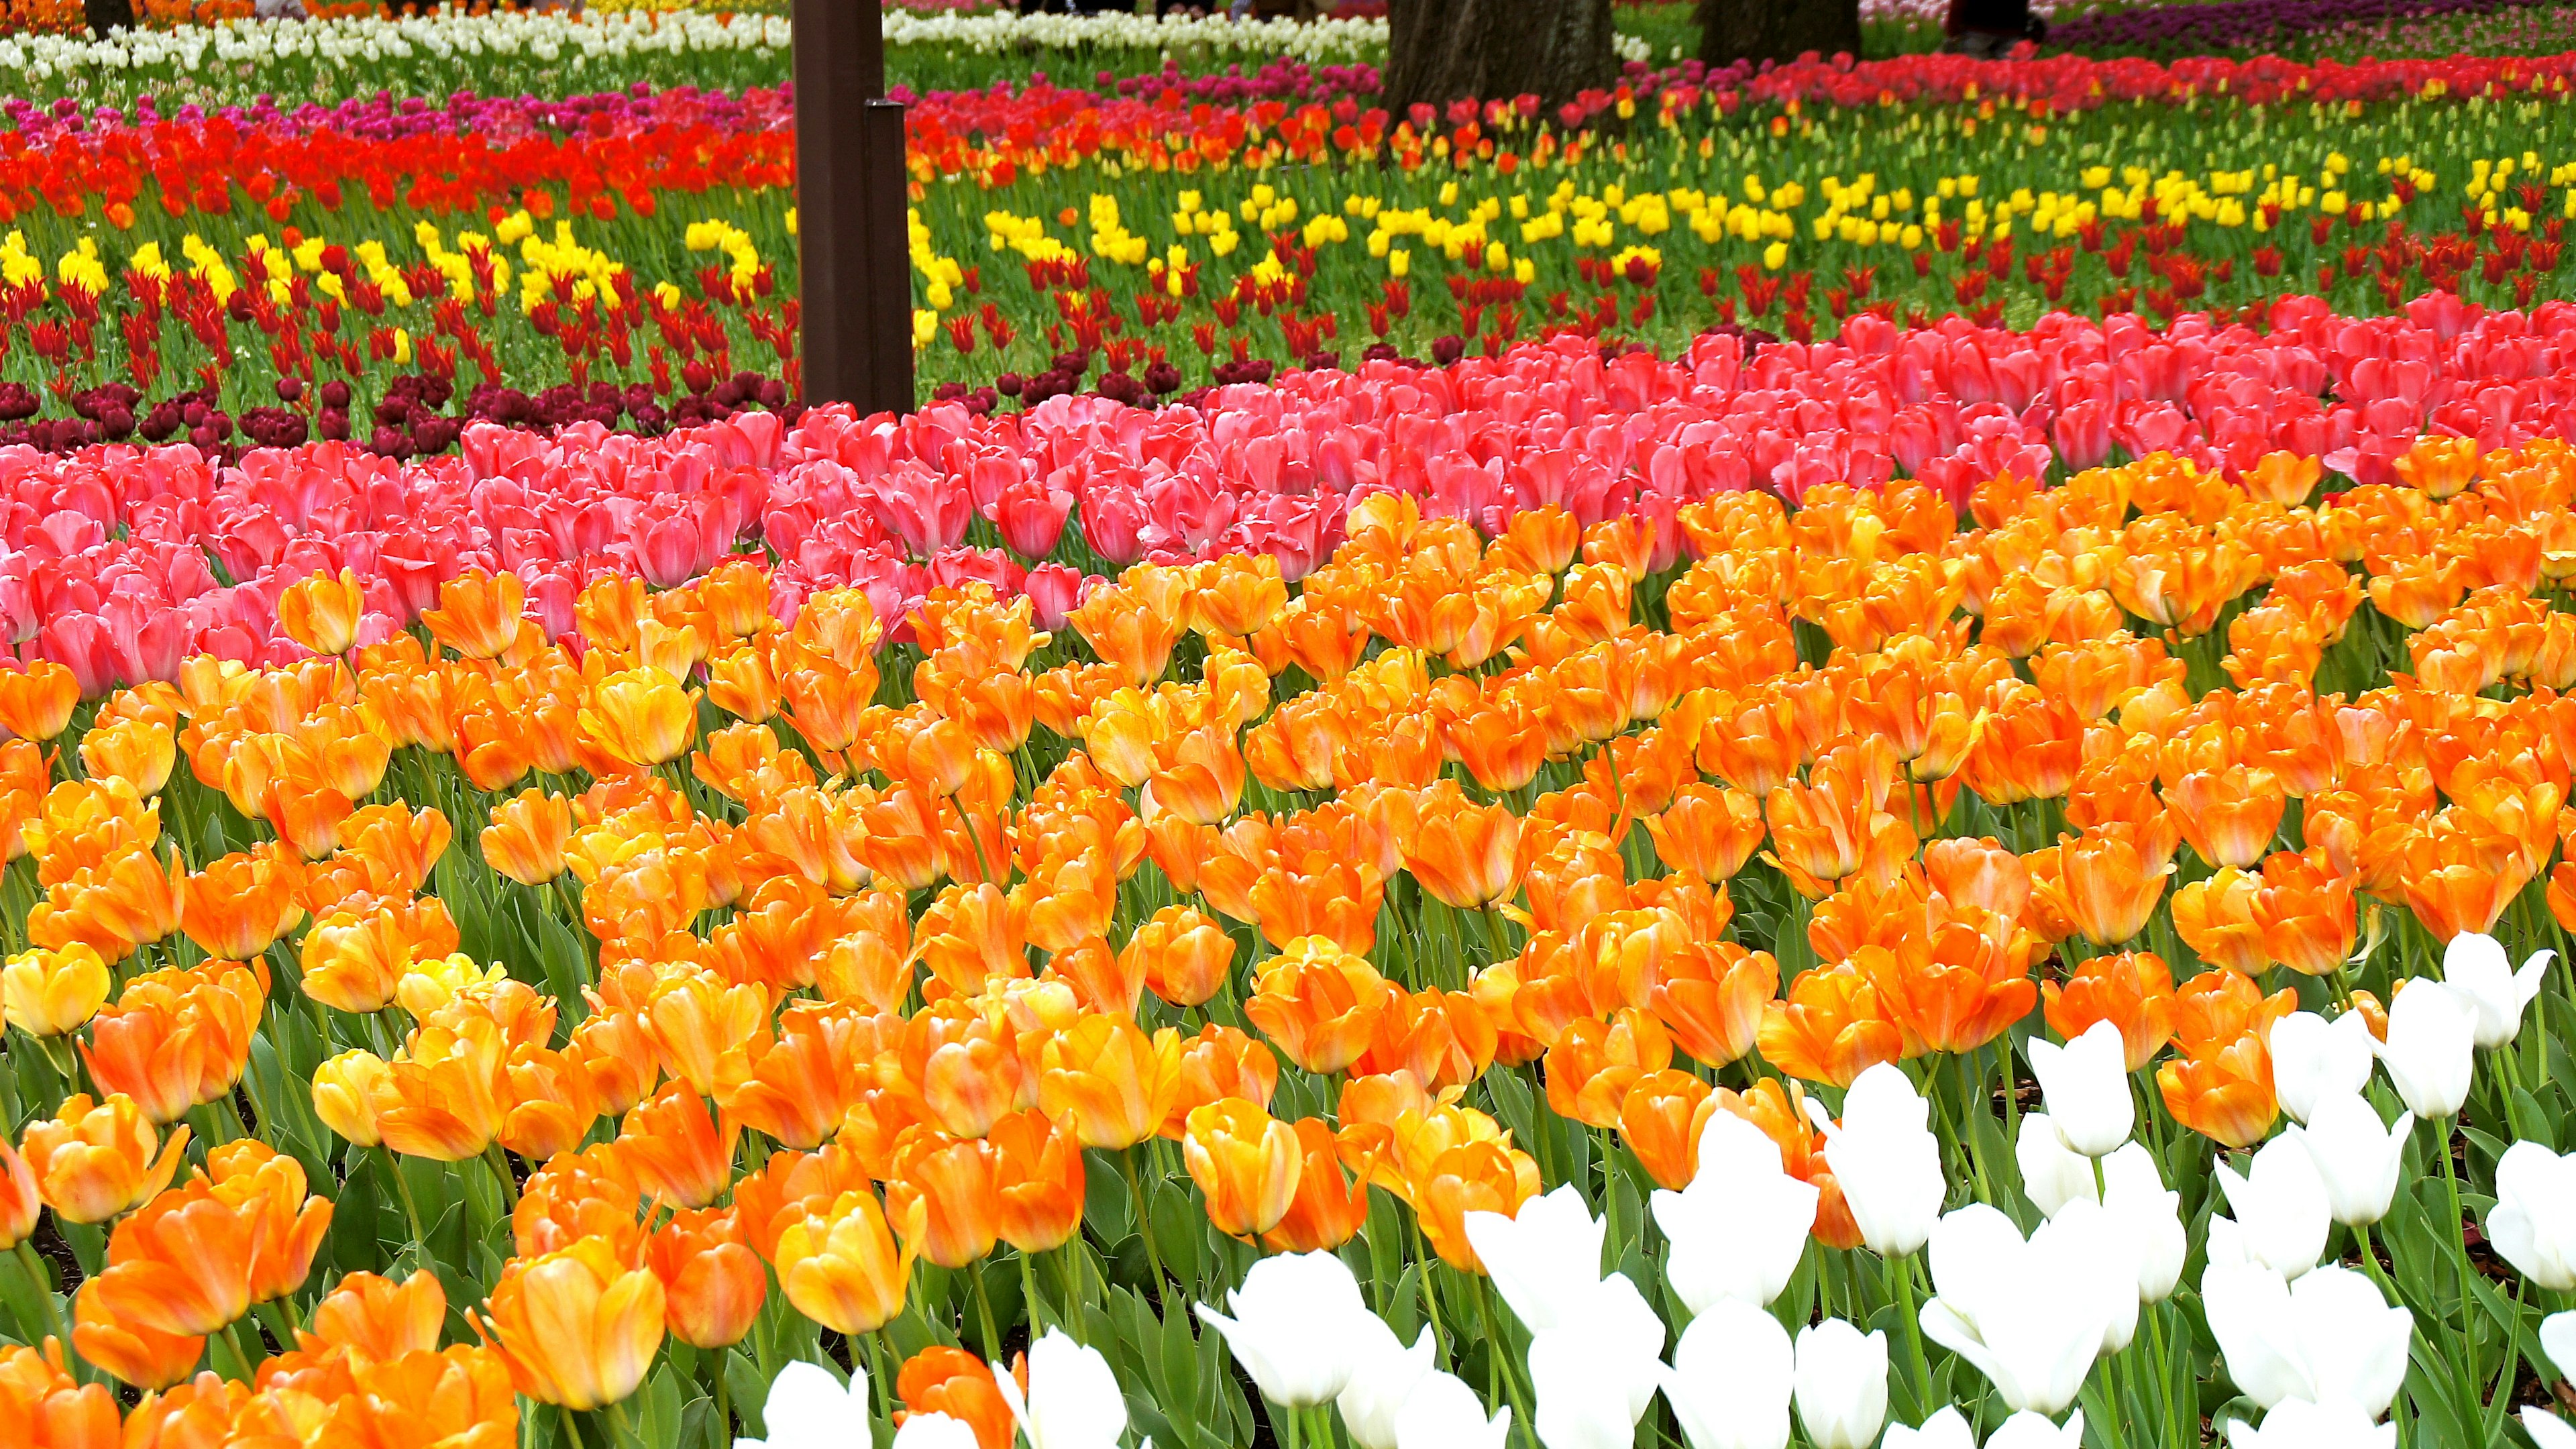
left=639, top=1362, right=686, bottom=1449
left=724, top=1350, right=769, bottom=1438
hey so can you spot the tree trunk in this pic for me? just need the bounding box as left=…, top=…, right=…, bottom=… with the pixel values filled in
left=1383, top=0, right=1618, bottom=120
left=1697, top=0, right=1862, bottom=66
left=84, top=0, right=134, bottom=35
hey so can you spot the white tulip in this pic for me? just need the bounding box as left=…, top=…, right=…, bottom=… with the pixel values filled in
left=2545, top=1310, right=2576, bottom=1379
left=2028, top=1020, right=2134, bottom=1156
left=1918, top=1203, right=2115, bottom=1414
left=1335, top=1319, right=1434, bottom=1449
left=2526, top=1407, right=2576, bottom=1449
left=2489, top=1141, right=2576, bottom=1291
left=890, top=1413, right=981, bottom=1449
left=1464, top=1183, right=1605, bottom=1332
left=737, top=1360, right=867, bottom=1449
left=2226, top=1397, right=2397, bottom=1448
left=1392, top=1371, right=1511, bottom=1449
left=993, top=1331, right=1129, bottom=1449
left=1986, top=1411, right=2086, bottom=1449
left=2100, top=1143, right=2188, bottom=1303
left=1195, top=1251, right=1371, bottom=1407
left=1882, top=1406, right=1978, bottom=1449
left=2015, top=1111, right=2098, bottom=1218
left=2282, top=1091, right=2405, bottom=1228
left=1792, top=1319, right=1889, bottom=1449
left=1815, top=1062, right=1947, bottom=1259
left=2439, top=931, right=2554, bottom=1048
left=1654, top=1112, right=1818, bottom=1311
left=2376, top=979, right=2475, bottom=1120
left=2212, top=1134, right=2331, bottom=1279
left=2200, top=1263, right=2410, bottom=1417
left=1662, top=1299, right=1794, bottom=1449
left=2267, top=1010, right=2377, bottom=1124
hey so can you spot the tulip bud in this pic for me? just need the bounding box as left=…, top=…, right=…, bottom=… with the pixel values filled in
left=1, top=943, right=109, bottom=1036
left=1462, top=1182, right=1605, bottom=1333
left=1792, top=1319, right=1888, bottom=1449
left=1194, top=1250, right=1371, bottom=1408
left=1815, top=1062, right=1943, bottom=1258
left=1182, top=1098, right=1301, bottom=1240
left=2282, top=1091, right=2405, bottom=1228
left=2439, top=930, right=2554, bottom=1049
left=2027, top=1018, right=2134, bottom=1157
left=21, top=1092, right=189, bottom=1224
left=1650, top=1112, right=1817, bottom=1313
left=2212, top=1134, right=2330, bottom=1280
left=992, top=1329, right=1130, bottom=1449
left=1336, top=1318, right=1434, bottom=1449
left=742, top=1360, right=870, bottom=1449
left=2376, top=979, right=2475, bottom=1119
left=1660, top=1298, right=1794, bottom=1449
left=1392, top=1371, right=1511, bottom=1449
left=2200, top=1262, right=2409, bottom=1418
left=2266, top=1010, right=2375, bottom=1125
left=2489, top=1140, right=2576, bottom=1291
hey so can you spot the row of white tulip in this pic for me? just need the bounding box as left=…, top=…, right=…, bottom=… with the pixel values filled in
left=0, top=9, right=788, bottom=85
left=881, top=10, right=1653, bottom=68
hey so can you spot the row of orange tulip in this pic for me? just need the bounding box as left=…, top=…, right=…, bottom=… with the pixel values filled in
left=0, top=432, right=2572, bottom=1444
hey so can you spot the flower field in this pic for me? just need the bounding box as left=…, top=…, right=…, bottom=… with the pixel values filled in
left=7, top=5, right=2576, bottom=1449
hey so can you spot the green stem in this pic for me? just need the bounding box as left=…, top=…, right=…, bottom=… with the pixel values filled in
left=2436, top=1116, right=2485, bottom=1426
left=382, top=1146, right=431, bottom=1259
left=1475, top=1275, right=1534, bottom=1436
left=484, top=1142, right=521, bottom=1209
left=11, top=1242, right=66, bottom=1351
left=1020, top=1248, right=1051, bottom=1334
left=2145, top=1297, right=2191, bottom=1449
left=1123, top=1148, right=1168, bottom=1307
left=1888, top=1252, right=1935, bottom=1421
left=970, top=1257, right=1002, bottom=1360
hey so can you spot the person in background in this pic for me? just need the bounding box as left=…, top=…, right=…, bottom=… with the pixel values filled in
left=1943, top=0, right=2043, bottom=56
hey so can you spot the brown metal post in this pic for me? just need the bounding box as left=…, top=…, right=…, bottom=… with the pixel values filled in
left=793, top=0, right=914, bottom=416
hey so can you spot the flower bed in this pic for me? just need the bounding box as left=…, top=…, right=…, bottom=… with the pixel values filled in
left=2, top=301, right=2576, bottom=1448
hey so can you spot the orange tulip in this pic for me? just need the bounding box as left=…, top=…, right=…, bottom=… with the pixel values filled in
left=1166, top=1023, right=1281, bottom=1137
left=582, top=669, right=699, bottom=769
left=1, top=943, right=109, bottom=1036
left=775, top=1187, right=916, bottom=1335
left=1618, top=1069, right=1716, bottom=1190
left=1758, top=963, right=1905, bottom=1088
left=1413, top=1139, right=1542, bottom=1273
left=722, top=1004, right=875, bottom=1153
left=1544, top=1008, right=1675, bottom=1129
left=307, top=1269, right=447, bottom=1364
left=2157, top=1030, right=2278, bottom=1149
left=989, top=1109, right=1086, bottom=1254
left=2169, top=967, right=2298, bottom=1060
left=204, top=1140, right=333, bottom=1305
left=70, top=1282, right=202, bottom=1389
left=2172, top=868, right=2271, bottom=976
left=1124, top=904, right=1236, bottom=1010
left=180, top=843, right=305, bottom=961
left=374, top=1018, right=512, bottom=1161
left=0, top=1139, right=30, bottom=1252
left=83, top=968, right=262, bottom=1126
left=1262, top=1116, right=1373, bottom=1253
left=19, top=1092, right=189, bottom=1224
left=1182, top=1097, right=1302, bottom=1239
left=300, top=895, right=460, bottom=1016
left=280, top=569, right=368, bottom=656
left=885, top=1129, right=1003, bottom=1271
left=1646, top=941, right=1776, bottom=1069
left=423, top=570, right=528, bottom=661
left=2041, top=952, right=2176, bottom=1073
left=2167, top=766, right=2286, bottom=870
left=645, top=1207, right=767, bottom=1350
left=613, top=1082, right=740, bottom=1212
left=1646, top=783, right=1768, bottom=884
left=2032, top=826, right=2172, bottom=947
left=0, top=661, right=77, bottom=740
left=898, top=1348, right=1018, bottom=1449
left=28, top=844, right=184, bottom=960
left=481, top=789, right=574, bottom=886
left=474, top=1238, right=667, bottom=1410
left=1037, top=1015, right=1183, bottom=1151
left=80, top=715, right=176, bottom=795
left=84, top=1178, right=260, bottom=1336
left=1403, top=789, right=1523, bottom=910
left=1243, top=938, right=1389, bottom=1075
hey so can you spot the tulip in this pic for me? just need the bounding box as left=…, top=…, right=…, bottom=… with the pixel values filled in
left=1985, top=1413, right=2086, bottom=1449
left=1792, top=1318, right=1888, bottom=1449
left=2440, top=931, right=2554, bottom=1048
left=1336, top=1315, right=1435, bottom=1449
left=1528, top=1273, right=1666, bottom=1430
left=1, top=943, right=109, bottom=1036
left=774, top=1187, right=915, bottom=1336
left=1393, top=1371, right=1512, bottom=1449
left=2526, top=1409, right=2576, bottom=1449
left=645, top=1207, right=767, bottom=1350
left=1182, top=1097, right=1302, bottom=1240
left=2267, top=1010, right=2375, bottom=1125
left=19, top=1091, right=189, bottom=1224
left=71, top=1281, right=203, bottom=1388
left=2013, top=1113, right=2095, bottom=1220
left=474, top=1238, right=666, bottom=1411
left=2211, top=1135, right=2330, bottom=1279
left=2488, top=1140, right=2576, bottom=1291
left=894, top=1414, right=982, bottom=1449
left=2375, top=980, right=2474, bottom=1120
left=994, top=1328, right=1130, bottom=1449
left=2100, top=1143, right=2188, bottom=1304
left=735, top=1360, right=869, bottom=1449
left=1918, top=1203, right=2115, bottom=1415
left=2282, top=1091, right=2404, bottom=1228
left=1662, top=1297, right=1794, bottom=1449
left=309, top=1268, right=446, bottom=1363
left=898, top=1346, right=1016, bottom=1449
left=1463, top=1181, right=1605, bottom=1332
left=2547, top=1311, right=2576, bottom=1378
left=1815, top=1062, right=1944, bottom=1258
left=2200, top=1262, right=2410, bottom=1417
left=1651, top=1111, right=1817, bottom=1311
left=1884, top=1407, right=1977, bottom=1449
left=2026, top=1019, right=2133, bottom=1157
left=1195, top=1250, right=1371, bottom=1407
